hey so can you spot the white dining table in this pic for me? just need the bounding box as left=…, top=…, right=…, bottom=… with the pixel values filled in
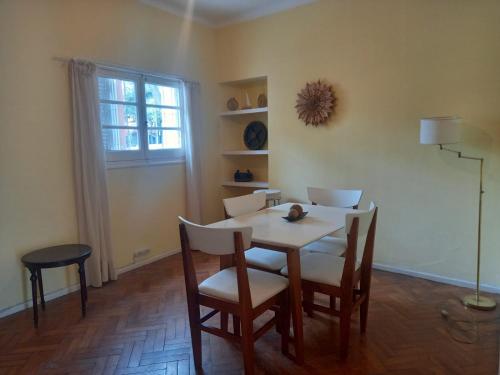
left=208, top=202, right=357, bottom=364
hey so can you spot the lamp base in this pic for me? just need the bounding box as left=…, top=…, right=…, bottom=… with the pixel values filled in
left=462, top=294, right=496, bottom=311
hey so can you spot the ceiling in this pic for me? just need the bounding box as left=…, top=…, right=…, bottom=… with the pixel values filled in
left=140, top=0, right=317, bottom=27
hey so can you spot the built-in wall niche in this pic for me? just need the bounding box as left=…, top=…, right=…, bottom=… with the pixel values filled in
left=219, top=77, right=269, bottom=190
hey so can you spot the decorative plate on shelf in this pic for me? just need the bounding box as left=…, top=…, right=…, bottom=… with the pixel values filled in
left=243, top=121, right=267, bottom=150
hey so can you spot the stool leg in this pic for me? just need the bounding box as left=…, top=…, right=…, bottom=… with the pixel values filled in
left=78, top=263, right=86, bottom=317
left=29, top=269, right=38, bottom=328
left=36, top=268, right=45, bottom=311
left=82, top=264, right=88, bottom=302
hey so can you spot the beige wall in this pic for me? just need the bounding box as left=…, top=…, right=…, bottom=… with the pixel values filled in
left=1, top=0, right=499, bottom=315
left=0, top=0, right=219, bottom=312
left=215, top=0, right=500, bottom=287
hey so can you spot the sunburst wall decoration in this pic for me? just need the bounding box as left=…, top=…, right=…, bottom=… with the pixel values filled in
left=295, top=80, right=336, bottom=126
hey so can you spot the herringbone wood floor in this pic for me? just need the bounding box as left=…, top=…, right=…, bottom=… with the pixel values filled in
left=0, top=252, right=498, bottom=374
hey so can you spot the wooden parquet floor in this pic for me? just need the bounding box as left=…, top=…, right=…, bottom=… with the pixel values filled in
left=0, top=252, right=498, bottom=375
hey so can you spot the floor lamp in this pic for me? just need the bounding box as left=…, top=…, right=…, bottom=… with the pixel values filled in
left=420, top=116, right=496, bottom=311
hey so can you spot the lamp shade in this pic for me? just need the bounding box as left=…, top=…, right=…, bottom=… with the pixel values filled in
left=420, top=116, right=462, bottom=145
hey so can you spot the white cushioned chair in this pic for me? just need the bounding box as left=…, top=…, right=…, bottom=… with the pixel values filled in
left=301, top=187, right=363, bottom=257
left=223, top=192, right=287, bottom=272
left=179, top=217, right=290, bottom=375
left=281, top=202, right=378, bottom=360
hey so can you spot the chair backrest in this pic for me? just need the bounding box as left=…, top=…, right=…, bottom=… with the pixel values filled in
left=223, top=192, right=267, bottom=218
left=345, top=201, right=376, bottom=236
left=307, top=187, right=363, bottom=209
left=341, top=202, right=378, bottom=288
left=178, top=216, right=252, bottom=255
left=178, top=217, right=254, bottom=309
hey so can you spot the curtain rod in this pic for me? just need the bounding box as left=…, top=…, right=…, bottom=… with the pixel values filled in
left=53, top=56, right=199, bottom=84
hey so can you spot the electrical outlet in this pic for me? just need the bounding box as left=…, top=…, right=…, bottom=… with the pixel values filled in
left=133, top=248, right=150, bottom=261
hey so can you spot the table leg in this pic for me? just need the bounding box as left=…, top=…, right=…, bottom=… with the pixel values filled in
left=36, top=268, right=45, bottom=310
left=78, top=262, right=86, bottom=317
left=287, top=248, right=304, bottom=364
left=29, top=269, right=38, bottom=328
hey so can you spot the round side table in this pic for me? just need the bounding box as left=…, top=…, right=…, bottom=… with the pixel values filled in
left=21, top=244, right=92, bottom=328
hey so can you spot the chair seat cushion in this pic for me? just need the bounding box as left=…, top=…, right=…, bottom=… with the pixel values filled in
left=199, top=267, right=288, bottom=308
left=281, top=253, right=360, bottom=287
left=245, top=247, right=287, bottom=271
left=301, top=236, right=347, bottom=257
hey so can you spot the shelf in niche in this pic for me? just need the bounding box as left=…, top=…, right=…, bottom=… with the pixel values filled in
left=220, top=107, right=268, bottom=116
left=222, top=150, right=269, bottom=156
left=222, top=181, right=269, bottom=188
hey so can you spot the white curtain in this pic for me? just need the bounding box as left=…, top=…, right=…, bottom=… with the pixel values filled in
left=69, top=60, right=116, bottom=287
left=183, top=81, right=203, bottom=223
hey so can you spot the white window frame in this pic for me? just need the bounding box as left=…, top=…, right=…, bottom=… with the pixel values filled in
left=97, top=68, right=186, bottom=168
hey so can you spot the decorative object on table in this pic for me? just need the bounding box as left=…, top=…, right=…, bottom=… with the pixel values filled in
left=283, top=204, right=308, bottom=222
left=295, top=80, right=336, bottom=126
left=420, top=116, right=495, bottom=311
left=226, top=97, right=239, bottom=111
left=243, top=121, right=267, bottom=150
left=254, top=188, right=281, bottom=207
left=257, top=93, right=268, bottom=108
left=241, top=92, right=252, bottom=109
left=21, top=244, right=92, bottom=328
left=234, top=169, right=253, bottom=182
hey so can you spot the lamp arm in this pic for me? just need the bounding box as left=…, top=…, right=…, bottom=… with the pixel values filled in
left=439, top=144, right=483, bottom=162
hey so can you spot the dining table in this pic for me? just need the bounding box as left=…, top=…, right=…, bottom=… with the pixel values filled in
left=208, top=202, right=357, bottom=364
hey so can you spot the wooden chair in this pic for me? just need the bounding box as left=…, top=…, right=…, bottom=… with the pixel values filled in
left=281, top=203, right=378, bottom=359
left=302, top=187, right=364, bottom=257
left=179, top=217, right=291, bottom=374
left=223, top=192, right=287, bottom=273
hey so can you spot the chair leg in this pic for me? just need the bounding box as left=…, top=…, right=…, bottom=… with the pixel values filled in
left=360, top=296, right=370, bottom=334
left=221, top=312, right=228, bottom=332
left=279, top=291, right=290, bottom=355
left=240, top=313, right=255, bottom=375
left=187, top=303, right=202, bottom=369
left=303, top=287, right=314, bottom=317
left=233, top=315, right=241, bottom=336
left=339, top=305, right=351, bottom=360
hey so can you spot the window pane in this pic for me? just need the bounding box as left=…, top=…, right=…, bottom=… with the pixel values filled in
left=100, top=103, right=138, bottom=127
left=102, top=128, right=140, bottom=151
left=98, top=77, right=136, bottom=102
left=146, top=107, right=180, bottom=128
left=148, top=129, right=182, bottom=150
left=145, top=83, right=179, bottom=106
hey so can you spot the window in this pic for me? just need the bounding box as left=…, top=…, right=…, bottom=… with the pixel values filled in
left=97, top=69, right=185, bottom=166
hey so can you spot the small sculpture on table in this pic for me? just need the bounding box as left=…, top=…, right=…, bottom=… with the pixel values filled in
left=283, top=204, right=308, bottom=222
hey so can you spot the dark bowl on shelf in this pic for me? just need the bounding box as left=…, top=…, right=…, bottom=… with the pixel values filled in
left=282, top=211, right=308, bottom=222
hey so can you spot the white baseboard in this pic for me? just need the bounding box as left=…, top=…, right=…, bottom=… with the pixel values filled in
left=115, top=248, right=180, bottom=276
left=0, top=283, right=82, bottom=319
left=0, top=248, right=181, bottom=319
left=373, top=262, right=500, bottom=294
